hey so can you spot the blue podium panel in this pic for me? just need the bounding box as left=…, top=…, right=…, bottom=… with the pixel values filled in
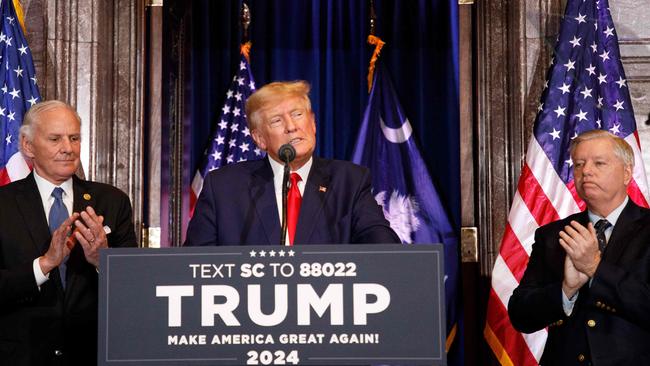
left=98, top=244, right=446, bottom=365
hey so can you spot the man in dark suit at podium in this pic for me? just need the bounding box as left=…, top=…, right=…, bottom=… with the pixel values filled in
left=508, top=130, right=650, bottom=364
left=186, top=80, right=399, bottom=246
left=0, top=100, right=137, bottom=365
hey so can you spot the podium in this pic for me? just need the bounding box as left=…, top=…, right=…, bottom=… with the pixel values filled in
left=98, top=244, right=446, bottom=365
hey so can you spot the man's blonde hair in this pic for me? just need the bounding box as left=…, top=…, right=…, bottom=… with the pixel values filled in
left=569, top=129, right=634, bottom=167
left=245, top=80, right=312, bottom=130
left=19, top=100, right=81, bottom=142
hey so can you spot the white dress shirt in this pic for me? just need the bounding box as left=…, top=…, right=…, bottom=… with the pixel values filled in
left=31, top=170, right=74, bottom=286
left=268, top=156, right=312, bottom=245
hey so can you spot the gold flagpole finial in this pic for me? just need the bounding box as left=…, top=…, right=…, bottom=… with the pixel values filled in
left=240, top=2, right=252, bottom=62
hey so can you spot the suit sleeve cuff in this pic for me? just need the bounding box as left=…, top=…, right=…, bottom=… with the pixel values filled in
left=33, top=257, right=50, bottom=288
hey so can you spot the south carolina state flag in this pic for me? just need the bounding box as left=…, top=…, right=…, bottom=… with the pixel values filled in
left=351, top=61, right=461, bottom=361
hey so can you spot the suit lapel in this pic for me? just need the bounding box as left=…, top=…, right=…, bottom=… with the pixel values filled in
left=250, top=159, right=281, bottom=245
left=604, top=200, right=644, bottom=263
left=66, top=177, right=96, bottom=291
left=295, top=158, right=330, bottom=244
left=14, top=173, right=51, bottom=254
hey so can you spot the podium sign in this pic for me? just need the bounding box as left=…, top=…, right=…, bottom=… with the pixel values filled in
left=98, top=244, right=446, bottom=365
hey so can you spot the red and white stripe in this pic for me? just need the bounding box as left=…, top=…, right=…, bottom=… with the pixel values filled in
left=484, top=134, right=649, bottom=366
left=189, top=171, right=204, bottom=217
left=0, top=152, right=30, bottom=186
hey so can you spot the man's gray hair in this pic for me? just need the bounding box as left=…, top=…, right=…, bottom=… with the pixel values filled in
left=569, top=129, right=634, bottom=167
left=19, top=100, right=81, bottom=142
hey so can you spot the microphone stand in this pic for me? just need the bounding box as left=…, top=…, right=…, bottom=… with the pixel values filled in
left=280, top=161, right=290, bottom=246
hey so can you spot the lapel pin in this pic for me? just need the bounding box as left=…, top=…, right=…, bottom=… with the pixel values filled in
left=83, top=193, right=92, bottom=201
left=319, top=186, right=327, bottom=193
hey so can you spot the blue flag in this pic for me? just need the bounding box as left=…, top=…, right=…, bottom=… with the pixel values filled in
left=352, top=63, right=461, bottom=357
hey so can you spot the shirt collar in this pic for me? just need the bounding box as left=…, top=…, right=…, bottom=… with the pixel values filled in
left=33, top=169, right=73, bottom=202
left=268, top=155, right=313, bottom=183
left=588, top=196, right=628, bottom=227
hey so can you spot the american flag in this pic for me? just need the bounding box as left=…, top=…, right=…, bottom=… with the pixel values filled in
left=0, top=0, right=40, bottom=186
left=484, top=1, right=649, bottom=365
left=189, top=46, right=264, bottom=215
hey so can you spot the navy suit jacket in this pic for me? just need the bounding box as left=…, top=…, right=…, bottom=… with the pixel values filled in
left=185, top=157, right=400, bottom=246
left=0, top=173, right=137, bottom=365
left=508, top=199, right=650, bottom=365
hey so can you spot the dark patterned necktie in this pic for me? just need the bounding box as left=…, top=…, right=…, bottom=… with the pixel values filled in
left=49, top=187, right=68, bottom=287
left=594, top=219, right=611, bottom=252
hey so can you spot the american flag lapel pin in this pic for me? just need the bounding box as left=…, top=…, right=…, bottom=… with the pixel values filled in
left=319, top=186, right=327, bottom=193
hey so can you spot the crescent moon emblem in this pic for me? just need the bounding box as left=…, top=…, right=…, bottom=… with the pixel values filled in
left=379, top=117, right=413, bottom=143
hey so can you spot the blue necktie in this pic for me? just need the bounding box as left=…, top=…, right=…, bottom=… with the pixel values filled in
left=49, top=187, right=68, bottom=287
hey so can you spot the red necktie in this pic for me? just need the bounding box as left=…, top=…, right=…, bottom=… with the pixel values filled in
left=287, top=173, right=302, bottom=245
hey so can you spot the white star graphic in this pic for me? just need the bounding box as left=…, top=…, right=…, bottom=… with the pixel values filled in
left=269, top=250, right=276, bottom=257
left=235, top=92, right=242, bottom=101
left=569, top=36, right=581, bottom=48
left=30, top=76, right=37, bottom=84
left=565, top=158, right=573, bottom=167
left=249, top=81, right=256, bottom=90
left=215, top=135, right=225, bottom=145
left=585, top=64, right=596, bottom=76
left=597, top=73, right=607, bottom=84
left=0, top=32, right=6, bottom=43
left=9, top=88, right=20, bottom=99
left=226, top=90, right=234, bottom=99
left=6, top=16, right=14, bottom=25
left=222, top=105, right=231, bottom=114
left=580, top=87, right=592, bottom=99
left=242, top=127, right=250, bottom=137
left=575, top=13, right=586, bottom=24
left=249, top=250, right=257, bottom=257
left=613, top=99, right=624, bottom=111
left=549, top=128, right=561, bottom=140
left=575, top=109, right=588, bottom=122
left=218, top=120, right=228, bottom=130
left=5, top=36, right=11, bottom=47
left=0, top=107, right=5, bottom=116
left=596, top=119, right=602, bottom=128
left=7, top=111, right=15, bottom=121
left=211, top=150, right=221, bottom=161
left=233, top=107, right=241, bottom=117
left=1, top=84, right=7, bottom=94
left=278, top=250, right=286, bottom=257
left=226, top=154, right=234, bottom=163
left=538, top=102, right=544, bottom=112
left=259, top=250, right=267, bottom=257
left=230, top=123, right=239, bottom=132
left=240, top=142, right=249, bottom=152
left=554, top=105, right=566, bottom=118
left=590, top=42, right=598, bottom=53
left=599, top=50, right=610, bottom=62
left=254, top=148, right=262, bottom=156
left=27, top=96, right=38, bottom=105
left=240, top=61, right=247, bottom=70
left=229, top=140, right=236, bottom=148
left=237, top=77, right=245, bottom=86
left=564, top=59, right=576, bottom=71
left=557, top=83, right=571, bottom=94
left=597, top=97, right=604, bottom=108
left=603, top=26, right=614, bottom=38
left=5, top=134, right=11, bottom=145
left=571, top=131, right=578, bottom=140
left=610, top=123, right=621, bottom=134
left=18, top=44, right=27, bottom=55
left=615, top=76, right=627, bottom=89
left=288, top=250, right=295, bottom=257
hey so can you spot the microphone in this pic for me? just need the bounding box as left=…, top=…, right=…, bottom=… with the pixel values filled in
left=279, top=144, right=296, bottom=246
left=278, top=144, right=296, bottom=163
